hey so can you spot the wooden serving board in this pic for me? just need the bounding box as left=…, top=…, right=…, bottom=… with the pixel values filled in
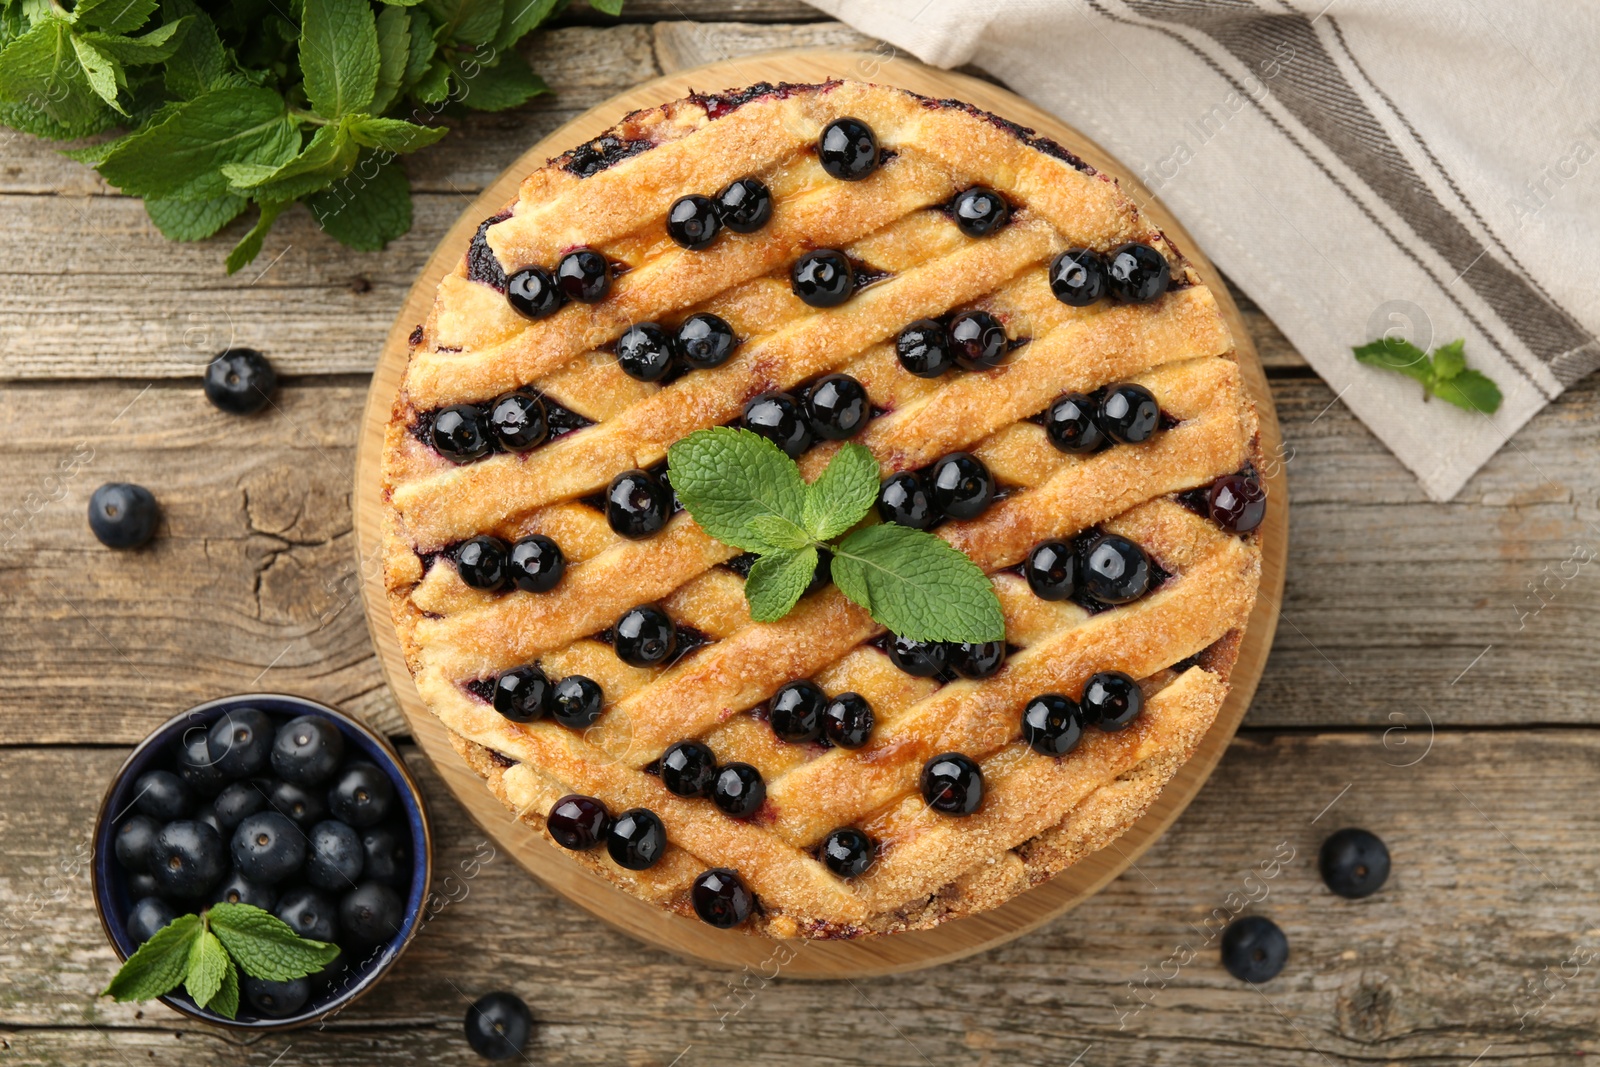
left=353, top=49, right=1287, bottom=978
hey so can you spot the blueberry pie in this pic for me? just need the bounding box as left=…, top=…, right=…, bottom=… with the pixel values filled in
left=380, top=80, right=1264, bottom=938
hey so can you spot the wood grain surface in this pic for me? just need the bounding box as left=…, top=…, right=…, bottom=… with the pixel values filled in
left=2, top=13, right=1598, bottom=1066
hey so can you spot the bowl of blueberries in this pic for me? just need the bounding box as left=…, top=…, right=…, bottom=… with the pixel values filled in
left=92, top=693, right=432, bottom=1029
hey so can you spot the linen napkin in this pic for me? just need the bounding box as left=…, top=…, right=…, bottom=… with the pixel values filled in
left=806, top=0, right=1600, bottom=500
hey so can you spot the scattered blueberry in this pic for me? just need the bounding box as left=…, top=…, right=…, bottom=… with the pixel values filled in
left=206, top=708, right=275, bottom=779
left=1106, top=243, right=1170, bottom=303
left=1209, top=474, right=1267, bottom=534
left=1082, top=534, right=1151, bottom=604
left=877, top=471, right=940, bottom=530
left=126, top=896, right=176, bottom=944
left=328, top=762, right=396, bottom=828
left=549, top=674, right=604, bottom=728
left=896, top=319, right=955, bottom=378
left=606, top=469, right=672, bottom=539
left=176, top=728, right=228, bottom=796
left=1025, top=540, right=1077, bottom=601
left=712, top=762, right=765, bottom=818
left=211, top=869, right=277, bottom=910
left=951, top=187, right=1009, bottom=237
left=820, top=827, right=875, bottom=877
left=271, top=715, right=346, bottom=787
left=1097, top=383, right=1160, bottom=444
left=548, top=794, right=609, bottom=850
left=131, top=770, right=193, bottom=822
left=149, top=819, right=227, bottom=899
left=768, top=680, right=827, bottom=743
left=791, top=249, right=854, bottom=308
left=506, top=266, right=565, bottom=319
left=195, top=806, right=224, bottom=835
left=1220, top=915, right=1288, bottom=982
left=947, top=310, right=1008, bottom=370
left=743, top=391, right=813, bottom=458
left=613, top=604, right=676, bottom=667
left=823, top=692, right=874, bottom=749
left=692, top=867, right=753, bottom=927
left=920, top=752, right=984, bottom=815
left=306, top=820, right=365, bottom=891
left=555, top=249, right=610, bottom=303
left=607, top=808, right=667, bottom=870
left=947, top=640, right=1005, bottom=679
left=87, top=483, right=159, bottom=549
left=276, top=885, right=338, bottom=942
left=430, top=405, right=492, bottom=464
left=211, top=780, right=269, bottom=831
left=360, top=823, right=411, bottom=889
left=715, top=177, right=772, bottom=233
left=243, top=975, right=311, bottom=1018
left=818, top=117, right=879, bottom=180
left=667, top=194, right=721, bottom=250
left=264, top=777, right=328, bottom=829
left=231, top=811, right=306, bottom=884
left=507, top=535, right=565, bottom=593
left=659, top=739, right=717, bottom=797
left=1022, top=693, right=1084, bottom=756
left=1081, top=671, right=1143, bottom=730
left=340, top=881, right=403, bottom=948
left=1043, top=393, right=1106, bottom=454
left=615, top=323, right=674, bottom=382
left=805, top=373, right=869, bottom=440
left=114, top=814, right=160, bottom=874
left=886, top=636, right=948, bottom=678
left=204, top=348, right=276, bottom=415
left=487, top=392, right=547, bottom=451
left=492, top=666, right=549, bottom=723
left=465, top=990, right=535, bottom=1060
left=1048, top=248, right=1106, bottom=306
left=456, top=535, right=511, bottom=591
left=1319, top=828, right=1390, bottom=899
left=928, top=451, right=995, bottom=520
left=674, top=312, right=738, bottom=370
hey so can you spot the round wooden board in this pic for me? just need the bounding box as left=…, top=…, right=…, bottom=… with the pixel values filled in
left=353, top=50, right=1287, bottom=979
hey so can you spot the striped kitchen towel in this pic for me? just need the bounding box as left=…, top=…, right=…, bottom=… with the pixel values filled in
left=807, top=0, right=1600, bottom=500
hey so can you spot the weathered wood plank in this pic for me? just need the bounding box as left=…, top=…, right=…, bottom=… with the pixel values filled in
left=3, top=734, right=1596, bottom=1063
left=556, top=0, right=826, bottom=23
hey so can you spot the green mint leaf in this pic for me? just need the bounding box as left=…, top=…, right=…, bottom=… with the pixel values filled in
left=802, top=444, right=879, bottom=542
left=588, top=0, right=625, bottom=14
left=1430, top=338, right=1466, bottom=381
left=495, top=0, right=559, bottom=49
left=222, top=122, right=356, bottom=201
left=831, top=524, right=1005, bottom=642
left=74, top=0, right=158, bottom=34
left=347, top=114, right=446, bottom=153
left=97, top=86, right=298, bottom=201
left=0, top=20, right=111, bottom=135
left=744, top=546, right=818, bottom=623
left=370, top=4, right=410, bottom=113
left=748, top=514, right=812, bottom=551
left=225, top=199, right=286, bottom=274
left=300, top=0, right=379, bottom=119
left=62, top=138, right=123, bottom=165
left=454, top=51, right=547, bottom=111
left=145, top=192, right=247, bottom=240
left=70, top=35, right=126, bottom=113
left=208, top=902, right=341, bottom=981
left=210, top=954, right=240, bottom=1019
left=308, top=151, right=412, bottom=250
left=412, top=57, right=452, bottom=104
left=400, top=8, right=438, bottom=92
left=667, top=427, right=807, bottom=554
left=79, top=18, right=188, bottom=65
left=1352, top=337, right=1433, bottom=387
left=102, top=912, right=201, bottom=1002
left=160, top=0, right=228, bottom=99
left=1432, top=368, right=1503, bottom=414
left=379, top=0, right=427, bottom=6
left=184, top=928, right=229, bottom=1009
left=424, top=0, right=506, bottom=46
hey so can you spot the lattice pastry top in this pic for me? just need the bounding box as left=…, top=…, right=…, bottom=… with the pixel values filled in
left=380, top=79, right=1265, bottom=939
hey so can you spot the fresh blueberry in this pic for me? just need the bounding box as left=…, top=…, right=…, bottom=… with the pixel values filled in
left=1024, top=540, right=1077, bottom=601
left=948, top=311, right=1008, bottom=370
left=360, top=823, right=411, bottom=889
left=692, top=868, right=753, bottom=928
left=555, top=249, right=610, bottom=303
left=1081, top=671, right=1143, bottom=730
left=607, top=808, right=667, bottom=870
left=951, top=187, right=1009, bottom=237
left=430, top=404, right=492, bottom=463
left=1209, top=474, right=1267, bottom=534
left=823, top=692, right=874, bottom=749
left=150, top=819, right=227, bottom=898
left=743, top=391, right=813, bottom=458
left=231, top=811, right=306, bottom=884
left=818, top=117, right=879, bottom=180
left=131, top=770, right=193, bottom=822
left=819, top=827, right=875, bottom=877
left=508, top=535, right=565, bottom=593
left=265, top=777, right=329, bottom=829
left=659, top=739, right=717, bottom=797
left=1106, top=243, right=1170, bottom=303
left=271, top=715, right=346, bottom=788
left=712, top=763, right=765, bottom=818
left=456, top=535, right=511, bottom=591
left=886, top=636, right=948, bottom=678
left=176, top=728, right=228, bottom=796
left=549, top=675, right=604, bottom=729
left=305, top=820, right=365, bottom=891
left=488, top=392, right=547, bottom=451
left=506, top=266, right=565, bottom=319
left=1220, top=915, right=1288, bottom=982
left=465, top=991, right=535, bottom=1060
left=1043, top=393, right=1106, bottom=453
left=307, top=945, right=351, bottom=997
left=127, top=871, right=159, bottom=899
left=212, top=869, right=278, bottom=910
left=87, top=483, right=159, bottom=549
left=1048, top=248, right=1107, bottom=306
left=715, top=177, right=772, bottom=233
left=946, top=640, right=1005, bottom=679
left=877, top=471, right=940, bottom=530
left=1022, top=693, right=1085, bottom=756
left=674, top=312, right=738, bottom=370
left=1319, top=828, right=1390, bottom=899
left=606, top=469, right=672, bottom=539
left=114, top=814, right=160, bottom=873
left=195, top=806, right=224, bottom=835
left=276, top=885, right=338, bottom=942
left=340, top=881, right=403, bottom=948
left=211, top=780, right=269, bottom=832
left=768, top=680, right=827, bottom=743
left=126, top=896, right=176, bottom=944
left=666, top=194, right=721, bottom=250
left=1082, top=535, right=1151, bottom=604
left=805, top=374, right=869, bottom=440
left=790, top=249, right=853, bottom=308
left=206, top=708, right=275, bottom=779
left=328, top=762, right=396, bottom=829
left=547, top=794, right=609, bottom=850
left=920, top=752, right=984, bottom=815
left=615, top=323, right=674, bottom=382
left=243, top=975, right=310, bottom=1018
left=492, top=666, right=549, bottom=723
left=928, top=451, right=995, bottom=520
left=1097, top=384, right=1160, bottom=444
left=204, top=347, right=276, bottom=415
left=896, top=319, right=955, bottom=378
left=613, top=604, right=676, bottom=667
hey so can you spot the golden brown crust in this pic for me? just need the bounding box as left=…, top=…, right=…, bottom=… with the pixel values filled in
left=380, top=80, right=1262, bottom=938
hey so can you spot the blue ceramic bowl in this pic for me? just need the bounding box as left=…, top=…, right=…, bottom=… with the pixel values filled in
left=92, top=694, right=433, bottom=1030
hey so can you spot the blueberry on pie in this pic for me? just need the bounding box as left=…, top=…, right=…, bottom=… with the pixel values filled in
left=381, top=80, right=1263, bottom=938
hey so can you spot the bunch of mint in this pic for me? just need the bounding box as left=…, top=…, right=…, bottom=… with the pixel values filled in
left=0, top=0, right=622, bottom=272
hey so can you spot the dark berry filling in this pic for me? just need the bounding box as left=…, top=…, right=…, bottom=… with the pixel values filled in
left=466, top=210, right=513, bottom=290
left=560, top=133, right=653, bottom=178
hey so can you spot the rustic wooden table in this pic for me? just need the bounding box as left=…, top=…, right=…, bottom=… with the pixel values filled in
left=4, top=6, right=1597, bottom=1065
